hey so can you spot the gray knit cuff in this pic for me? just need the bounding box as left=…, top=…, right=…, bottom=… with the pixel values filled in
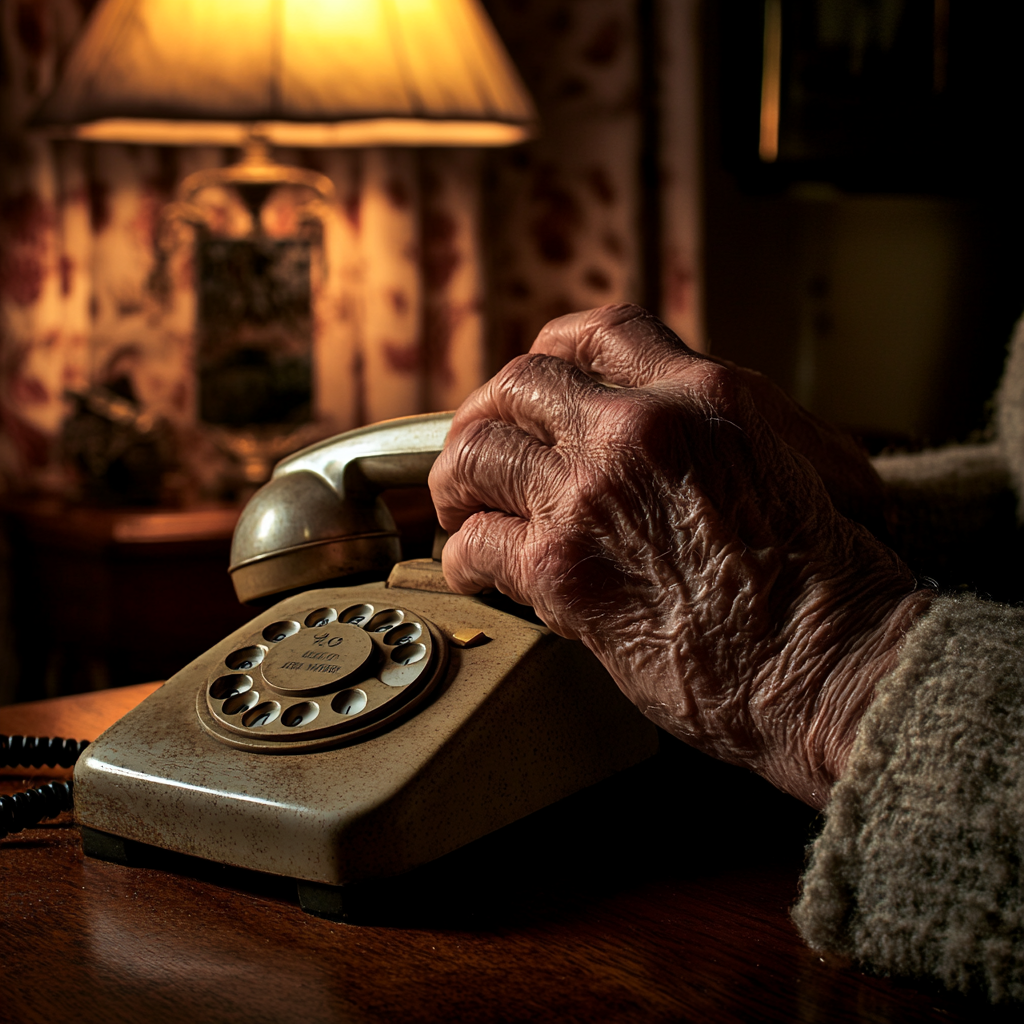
left=793, top=595, right=1024, bottom=1003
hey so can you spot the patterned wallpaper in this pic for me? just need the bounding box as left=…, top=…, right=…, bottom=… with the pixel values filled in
left=484, top=0, right=703, bottom=366
left=0, top=0, right=702, bottom=501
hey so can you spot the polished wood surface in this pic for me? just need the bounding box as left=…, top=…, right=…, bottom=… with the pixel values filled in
left=0, top=684, right=163, bottom=762
left=0, top=687, right=1013, bottom=1023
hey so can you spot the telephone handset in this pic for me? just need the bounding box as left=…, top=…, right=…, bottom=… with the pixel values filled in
left=73, top=413, right=658, bottom=919
left=228, top=411, right=453, bottom=604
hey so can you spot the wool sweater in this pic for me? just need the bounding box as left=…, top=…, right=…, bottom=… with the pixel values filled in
left=792, top=316, right=1024, bottom=1002
left=793, top=596, right=1024, bottom=1002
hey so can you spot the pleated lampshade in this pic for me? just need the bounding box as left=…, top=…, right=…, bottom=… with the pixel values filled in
left=33, top=0, right=536, bottom=147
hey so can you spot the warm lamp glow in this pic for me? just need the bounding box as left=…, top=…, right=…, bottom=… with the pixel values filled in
left=33, top=0, right=536, bottom=147
left=69, top=117, right=532, bottom=149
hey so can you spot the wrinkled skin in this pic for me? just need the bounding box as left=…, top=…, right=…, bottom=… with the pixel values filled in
left=429, top=304, right=933, bottom=807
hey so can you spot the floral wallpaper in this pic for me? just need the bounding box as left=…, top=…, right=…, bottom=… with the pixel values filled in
left=0, top=0, right=702, bottom=500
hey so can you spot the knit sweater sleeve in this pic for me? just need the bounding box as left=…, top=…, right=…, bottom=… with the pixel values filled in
left=792, top=595, right=1024, bottom=1002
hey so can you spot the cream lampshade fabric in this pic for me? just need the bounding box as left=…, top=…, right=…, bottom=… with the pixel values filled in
left=33, top=0, right=536, bottom=146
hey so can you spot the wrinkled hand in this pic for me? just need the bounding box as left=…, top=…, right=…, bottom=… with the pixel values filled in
left=429, top=304, right=932, bottom=807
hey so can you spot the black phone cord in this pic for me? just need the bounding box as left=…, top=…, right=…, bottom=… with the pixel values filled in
left=1, top=735, right=88, bottom=769
left=0, top=736, right=89, bottom=840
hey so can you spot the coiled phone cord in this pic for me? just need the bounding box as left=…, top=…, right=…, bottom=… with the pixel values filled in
left=0, top=736, right=89, bottom=840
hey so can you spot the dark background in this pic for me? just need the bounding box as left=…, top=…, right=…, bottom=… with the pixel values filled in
left=699, top=0, right=1024, bottom=448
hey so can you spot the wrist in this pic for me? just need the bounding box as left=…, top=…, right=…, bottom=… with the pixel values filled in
left=813, top=587, right=934, bottom=780
left=757, top=572, right=935, bottom=809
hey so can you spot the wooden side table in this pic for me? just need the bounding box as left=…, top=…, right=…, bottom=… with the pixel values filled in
left=1, top=501, right=252, bottom=700
left=1, top=490, right=438, bottom=702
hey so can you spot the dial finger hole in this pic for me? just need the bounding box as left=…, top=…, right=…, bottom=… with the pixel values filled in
left=282, top=701, right=320, bottom=727
left=242, top=701, right=281, bottom=728
left=383, top=622, right=422, bottom=646
left=210, top=674, right=253, bottom=700
left=223, top=691, right=260, bottom=715
left=390, top=642, right=426, bottom=666
left=262, top=620, right=300, bottom=643
left=226, top=646, right=265, bottom=671
left=339, top=604, right=374, bottom=626
left=367, top=608, right=403, bottom=633
left=332, top=688, right=368, bottom=716
left=304, top=607, right=338, bottom=628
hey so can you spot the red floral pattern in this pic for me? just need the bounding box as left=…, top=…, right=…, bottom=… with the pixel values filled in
left=0, top=0, right=702, bottom=495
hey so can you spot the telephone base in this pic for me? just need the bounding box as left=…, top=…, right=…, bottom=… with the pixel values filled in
left=79, top=749, right=666, bottom=926
left=74, top=581, right=659, bottom=899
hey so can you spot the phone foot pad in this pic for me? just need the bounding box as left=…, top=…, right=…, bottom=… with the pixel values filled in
left=297, top=880, right=358, bottom=921
left=80, top=825, right=147, bottom=867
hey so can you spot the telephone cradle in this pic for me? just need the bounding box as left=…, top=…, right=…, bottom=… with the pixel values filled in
left=73, top=413, right=659, bottom=920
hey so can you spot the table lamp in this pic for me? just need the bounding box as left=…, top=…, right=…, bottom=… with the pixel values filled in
left=32, top=0, right=534, bottom=148
left=32, top=0, right=535, bottom=488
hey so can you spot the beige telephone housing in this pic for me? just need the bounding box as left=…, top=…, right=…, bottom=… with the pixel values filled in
left=73, top=413, right=658, bottom=918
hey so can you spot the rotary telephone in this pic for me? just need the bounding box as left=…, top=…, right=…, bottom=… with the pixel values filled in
left=73, top=412, right=658, bottom=919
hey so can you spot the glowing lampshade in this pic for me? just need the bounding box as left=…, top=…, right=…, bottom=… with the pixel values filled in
left=33, top=0, right=536, bottom=147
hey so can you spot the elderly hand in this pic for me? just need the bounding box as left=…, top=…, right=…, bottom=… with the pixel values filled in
left=429, top=304, right=933, bottom=807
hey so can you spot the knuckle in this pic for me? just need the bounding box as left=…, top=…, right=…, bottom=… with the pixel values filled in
left=525, top=529, right=584, bottom=590
left=431, top=419, right=500, bottom=522
left=493, top=351, right=558, bottom=394
left=451, top=510, right=488, bottom=555
left=589, top=301, right=648, bottom=326
left=429, top=441, right=462, bottom=496
left=584, top=389, right=675, bottom=457
left=449, top=417, right=497, bottom=484
left=454, top=413, right=492, bottom=455
left=694, top=360, right=738, bottom=406
left=426, top=456, right=450, bottom=512
left=438, top=533, right=474, bottom=593
left=670, top=359, right=752, bottom=424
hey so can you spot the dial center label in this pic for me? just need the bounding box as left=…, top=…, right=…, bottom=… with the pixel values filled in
left=262, top=623, right=373, bottom=694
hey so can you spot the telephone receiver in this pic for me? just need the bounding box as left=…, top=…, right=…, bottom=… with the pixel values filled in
left=74, top=413, right=658, bottom=920
left=228, top=411, right=455, bottom=604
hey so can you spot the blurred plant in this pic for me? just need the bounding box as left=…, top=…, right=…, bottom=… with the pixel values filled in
left=60, top=377, right=176, bottom=506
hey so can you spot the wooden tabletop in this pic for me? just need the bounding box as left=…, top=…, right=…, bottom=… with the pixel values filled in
left=0, top=687, right=1013, bottom=1023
